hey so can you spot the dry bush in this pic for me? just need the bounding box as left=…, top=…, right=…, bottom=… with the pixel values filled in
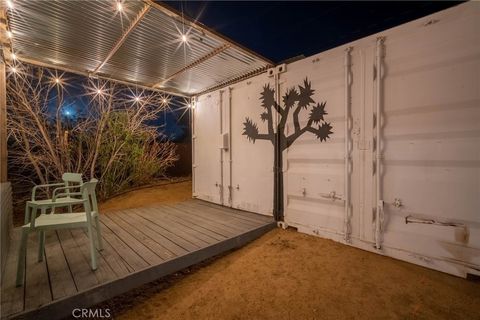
left=6, top=62, right=180, bottom=210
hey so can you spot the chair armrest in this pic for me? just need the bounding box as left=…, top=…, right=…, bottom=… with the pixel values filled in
left=52, top=192, right=83, bottom=202
left=32, top=182, right=64, bottom=200
left=52, top=185, right=82, bottom=199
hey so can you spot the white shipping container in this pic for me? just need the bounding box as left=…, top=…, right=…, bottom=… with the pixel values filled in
left=193, top=2, right=480, bottom=277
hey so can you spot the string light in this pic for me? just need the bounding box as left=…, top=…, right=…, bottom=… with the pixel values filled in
left=96, top=89, right=103, bottom=95
left=6, top=0, right=14, bottom=9
left=11, top=66, right=17, bottom=73
left=162, top=98, right=167, bottom=104
left=55, top=77, right=61, bottom=84
left=11, top=53, right=16, bottom=60
left=7, top=31, right=12, bottom=38
left=181, top=34, right=187, bottom=43
left=116, top=1, right=123, bottom=12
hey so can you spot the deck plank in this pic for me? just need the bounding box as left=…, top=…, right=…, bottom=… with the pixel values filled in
left=175, top=202, right=258, bottom=229
left=114, top=210, right=183, bottom=258
left=0, top=230, right=25, bottom=318
left=135, top=208, right=211, bottom=248
left=132, top=209, right=200, bottom=252
left=101, top=214, right=163, bottom=266
left=193, top=200, right=273, bottom=223
left=44, top=231, right=77, bottom=300
left=107, top=211, right=173, bottom=261
left=70, top=229, right=117, bottom=284
left=158, top=205, right=230, bottom=240
left=193, top=200, right=274, bottom=223
left=94, top=227, right=135, bottom=278
left=142, top=207, right=220, bottom=245
left=24, top=232, right=52, bottom=311
left=57, top=229, right=99, bottom=292
left=163, top=204, right=248, bottom=236
left=177, top=202, right=261, bottom=227
left=98, top=219, right=148, bottom=271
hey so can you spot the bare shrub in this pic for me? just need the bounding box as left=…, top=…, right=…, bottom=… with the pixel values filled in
left=6, top=62, right=180, bottom=209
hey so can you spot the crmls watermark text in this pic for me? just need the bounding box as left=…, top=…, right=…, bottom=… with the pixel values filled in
left=72, top=308, right=111, bottom=318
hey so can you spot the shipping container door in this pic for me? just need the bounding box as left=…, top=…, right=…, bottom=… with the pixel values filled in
left=283, top=54, right=348, bottom=238
left=379, top=7, right=480, bottom=274
left=193, top=93, right=222, bottom=204
left=229, top=75, right=274, bottom=216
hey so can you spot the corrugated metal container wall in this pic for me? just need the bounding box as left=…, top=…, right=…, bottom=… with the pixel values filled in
left=379, top=3, right=480, bottom=275
left=281, top=50, right=349, bottom=239
left=193, top=93, right=222, bottom=204
left=229, top=74, right=274, bottom=215
left=193, top=73, right=274, bottom=215
left=194, top=2, right=480, bottom=277
left=282, top=3, right=480, bottom=277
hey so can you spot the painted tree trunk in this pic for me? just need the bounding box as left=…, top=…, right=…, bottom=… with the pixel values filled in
left=273, top=134, right=284, bottom=221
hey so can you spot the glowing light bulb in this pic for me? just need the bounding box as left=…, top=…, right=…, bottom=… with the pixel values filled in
left=181, top=34, right=187, bottom=42
left=6, top=0, right=14, bottom=9
left=11, top=67, right=17, bottom=73
left=7, top=31, right=12, bottom=38
left=116, top=2, right=123, bottom=11
left=96, top=89, right=103, bottom=95
left=11, top=53, right=16, bottom=60
left=162, top=98, right=167, bottom=104
left=55, top=78, right=60, bottom=84
left=134, top=96, right=140, bottom=102
left=187, top=103, right=191, bottom=108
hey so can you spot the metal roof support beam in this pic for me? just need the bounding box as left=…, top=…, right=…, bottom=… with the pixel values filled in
left=16, top=56, right=189, bottom=98
left=154, top=43, right=230, bottom=88
left=92, top=4, right=151, bottom=74
left=197, top=66, right=268, bottom=96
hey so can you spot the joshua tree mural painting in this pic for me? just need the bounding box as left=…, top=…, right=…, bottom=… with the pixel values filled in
left=242, top=78, right=333, bottom=221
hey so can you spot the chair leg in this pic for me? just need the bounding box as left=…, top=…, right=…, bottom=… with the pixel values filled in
left=38, top=231, right=45, bottom=262
left=94, top=215, right=103, bottom=251
left=24, top=205, right=31, bottom=225
left=87, top=224, right=97, bottom=270
left=16, top=229, right=29, bottom=287
left=36, top=207, right=46, bottom=262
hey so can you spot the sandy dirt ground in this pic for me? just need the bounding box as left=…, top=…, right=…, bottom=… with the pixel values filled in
left=98, top=182, right=479, bottom=320
left=99, top=180, right=192, bottom=213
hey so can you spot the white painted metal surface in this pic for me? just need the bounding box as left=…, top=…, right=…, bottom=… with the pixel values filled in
left=378, top=3, right=480, bottom=276
left=193, top=73, right=274, bottom=215
left=192, top=93, right=222, bottom=204
left=282, top=50, right=347, bottom=237
left=194, top=2, right=480, bottom=277
left=229, top=74, right=274, bottom=215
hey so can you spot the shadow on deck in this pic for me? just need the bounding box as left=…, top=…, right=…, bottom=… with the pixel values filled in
left=1, top=200, right=275, bottom=320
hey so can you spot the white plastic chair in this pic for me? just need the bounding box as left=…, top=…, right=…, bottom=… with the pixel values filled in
left=16, top=179, right=103, bottom=286
left=25, top=173, right=85, bottom=264
left=28, top=173, right=84, bottom=220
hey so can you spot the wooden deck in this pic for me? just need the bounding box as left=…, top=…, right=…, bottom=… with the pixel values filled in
left=0, top=200, right=275, bottom=320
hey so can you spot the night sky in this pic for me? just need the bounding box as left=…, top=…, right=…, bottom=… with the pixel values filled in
left=163, top=1, right=461, bottom=63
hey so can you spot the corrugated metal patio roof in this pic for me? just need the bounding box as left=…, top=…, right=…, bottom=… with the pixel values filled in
left=1, top=0, right=273, bottom=96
